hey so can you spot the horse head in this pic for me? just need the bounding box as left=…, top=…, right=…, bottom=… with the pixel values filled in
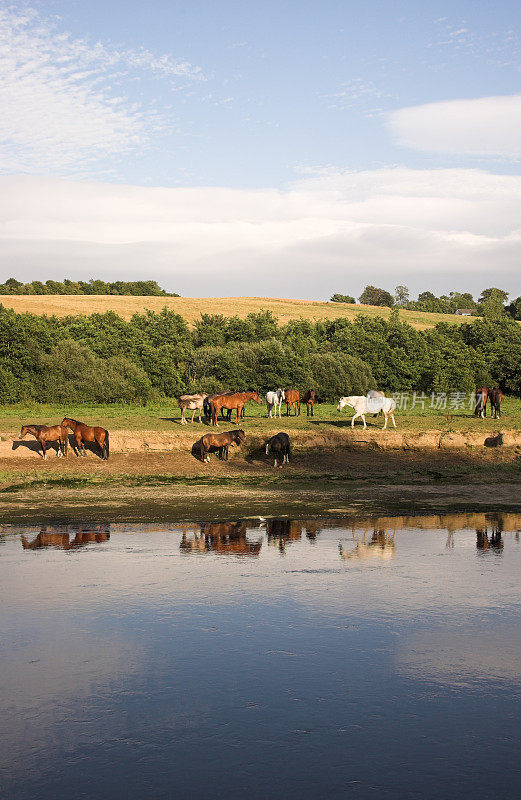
left=19, top=425, right=30, bottom=439
left=337, top=397, right=352, bottom=412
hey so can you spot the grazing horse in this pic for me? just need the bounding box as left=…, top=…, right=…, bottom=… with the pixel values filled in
left=489, top=387, right=503, bottom=419
left=475, top=387, right=489, bottom=418
left=284, top=389, right=301, bottom=416
left=204, top=392, right=246, bottom=423
left=302, top=389, right=316, bottom=417
left=265, top=432, right=291, bottom=467
left=61, top=418, right=109, bottom=460
left=209, top=391, right=261, bottom=426
left=19, top=424, right=68, bottom=459
left=178, top=392, right=208, bottom=424
left=266, top=389, right=285, bottom=418
left=337, top=395, right=397, bottom=430
left=199, top=429, right=246, bottom=463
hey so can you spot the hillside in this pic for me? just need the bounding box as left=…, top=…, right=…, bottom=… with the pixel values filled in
left=0, top=294, right=472, bottom=329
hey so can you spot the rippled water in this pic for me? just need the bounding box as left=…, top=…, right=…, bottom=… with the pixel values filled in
left=1, top=514, right=521, bottom=799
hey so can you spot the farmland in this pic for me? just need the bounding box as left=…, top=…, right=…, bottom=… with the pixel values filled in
left=0, top=294, right=472, bottom=329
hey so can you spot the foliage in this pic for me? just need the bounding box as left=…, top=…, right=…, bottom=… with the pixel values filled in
left=1, top=301, right=521, bottom=404
left=359, top=285, right=394, bottom=307
left=330, top=293, right=355, bottom=304
left=0, top=277, right=179, bottom=296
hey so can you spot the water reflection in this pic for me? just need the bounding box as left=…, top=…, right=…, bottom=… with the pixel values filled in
left=339, top=529, right=396, bottom=561
left=2, top=511, right=521, bottom=800
left=20, top=523, right=110, bottom=551
left=476, top=525, right=504, bottom=553
left=180, top=521, right=263, bottom=557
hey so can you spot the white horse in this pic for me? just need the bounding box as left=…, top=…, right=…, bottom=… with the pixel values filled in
left=178, top=393, right=208, bottom=424
left=337, top=395, right=397, bottom=430
left=266, top=388, right=285, bottom=418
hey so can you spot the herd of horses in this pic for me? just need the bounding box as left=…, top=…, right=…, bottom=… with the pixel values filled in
left=16, top=384, right=505, bottom=463
left=18, top=418, right=109, bottom=460
left=474, top=387, right=502, bottom=419
left=179, top=388, right=317, bottom=426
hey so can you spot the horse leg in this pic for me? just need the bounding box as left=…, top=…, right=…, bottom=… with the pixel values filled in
left=298, top=401, right=301, bottom=416
left=41, top=440, right=46, bottom=459
left=383, top=413, right=388, bottom=430
left=391, top=413, right=397, bottom=429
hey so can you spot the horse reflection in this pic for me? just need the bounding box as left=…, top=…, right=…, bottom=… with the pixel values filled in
left=339, top=529, right=396, bottom=561
left=476, top=526, right=504, bottom=553
left=180, top=522, right=262, bottom=557
left=266, top=519, right=303, bottom=552
left=21, top=523, right=110, bottom=550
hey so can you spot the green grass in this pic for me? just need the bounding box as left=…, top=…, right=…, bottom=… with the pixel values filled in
left=2, top=397, right=520, bottom=435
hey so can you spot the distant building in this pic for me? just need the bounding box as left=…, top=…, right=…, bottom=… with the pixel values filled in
left=455, top=309, right=474, bottom=316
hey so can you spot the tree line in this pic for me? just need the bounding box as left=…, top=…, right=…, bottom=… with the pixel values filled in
left=1, top=305, right=520, bottom=406
left=0, top=278, right=179, bottom=297
left=332, top=285, right=521, bottom=320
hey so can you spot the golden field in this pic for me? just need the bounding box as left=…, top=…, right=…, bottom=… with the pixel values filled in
left=0, top=294, right=471, bottom=329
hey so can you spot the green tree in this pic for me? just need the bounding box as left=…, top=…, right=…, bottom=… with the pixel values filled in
left=330, top=293, right=355, bottom=304
left=394, top=285, right=409, bottom=307
left=359, top=286, right=394, bottom=307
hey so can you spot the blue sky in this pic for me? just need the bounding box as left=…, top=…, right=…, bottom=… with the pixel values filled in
left=1, top=0, right=520, bottom=298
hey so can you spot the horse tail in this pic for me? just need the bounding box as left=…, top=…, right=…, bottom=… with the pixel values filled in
left=103, top=430, right=110, bottom=460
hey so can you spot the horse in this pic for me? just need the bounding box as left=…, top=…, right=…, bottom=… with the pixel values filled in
left=209, top=391, right=261, bottom=426
left=284, top=389, right=301, bottom=416
left=302, top=389, right=315, bottom=417
left=19, top=424, right=68, bottom=459
left=265, top=432, right=291, bottom=467
left=367, top=389, right=385, bottom=417
left=178, top=393, right=208, bottom=424
left=204, top=392, right=246, bottom=423
left=61, top=418, right=109, bottom=460
left=337, top=395, right=397, bottom=430
left=489, top=387, right=503, bottom=419
left=199, top=429, right=246, bottom=463
left=475, top=387, right=489, bottom=418
left=266, top=389, right=285, bottom=418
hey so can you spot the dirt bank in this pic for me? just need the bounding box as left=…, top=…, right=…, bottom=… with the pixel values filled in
left=5, top=426, right=521, bottom=460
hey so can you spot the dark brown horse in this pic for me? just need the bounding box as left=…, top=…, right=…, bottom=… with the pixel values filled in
left=302, top=389, right=315, bottom=417
left=284, top=389, right=301, bottom=416
left=61, top=418, right=109, bottom=460
left=19, top=424, right=68, bottom=459
left=489, top=387, right=503, bottom=419
left=209, top=391, right=261, bottom=426
left=199, top=429, right=245, bottom=462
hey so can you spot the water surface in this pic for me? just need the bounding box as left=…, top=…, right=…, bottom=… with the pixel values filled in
left=1, top=514, right=521, bottom=799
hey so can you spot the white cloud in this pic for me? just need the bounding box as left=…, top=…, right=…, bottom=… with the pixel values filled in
left=1, top=167, right=521, bottom=297
left=388, top=94, right=521, bottom=158
left=0, top=4, right=203, bottom=175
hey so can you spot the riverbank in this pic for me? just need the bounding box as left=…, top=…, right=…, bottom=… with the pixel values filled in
left=1, top=444, right=520, bottom=523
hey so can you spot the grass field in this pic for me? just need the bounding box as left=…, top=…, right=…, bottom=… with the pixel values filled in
left=2, top=398, right=520, bottom=434
left=0, top=294, right=473, bottom=330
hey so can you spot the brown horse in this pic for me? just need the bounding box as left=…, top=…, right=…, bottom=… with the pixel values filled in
left=302, top=389, right=315, bottom=417
left=284, top=389, right=301, bottom=416
left=199, top=429, right=246, bottom=462
left=19, top=424, right=68, bottom=459
left=61, top=418, right=109, bottom=460
left=209, top=391, right=261, bottom=426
